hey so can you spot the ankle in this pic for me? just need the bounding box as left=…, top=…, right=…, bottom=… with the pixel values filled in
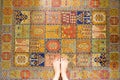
left=53, top=71, right=60, bottom=80
left=61, top=72, right=68, bottom=80
left=53, top=73, right=60, bottom=80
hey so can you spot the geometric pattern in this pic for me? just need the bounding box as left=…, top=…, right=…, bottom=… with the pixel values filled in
left=77, top=39, right=91, bottom=52
left=46, top=11, right=61, bottom=25
left=77, top=11, right=91, bottom=24
left=30, top=39, right=45, bottom=52
left=1, top=34, right=12, bottom=42
left=31, top=11, right=45, bottom=24
left=62, top=25, right=76, bottom=38
left=110, top=34, right=119, bottom=43
left=45, top=53, right=60, bottom=66
left=90, top=0, right=100, bottom=8
left=30, top=25, right=45, bottom=38
left=62, top=11, right=76, bottom=24
left=30, top=53, right=45, bottom=66
left=61, top=54, right=76, bottom=68
left=2, top=43, right=11, bottom=52
left=0, top=0, right=120, bottom=80
left=15, top=39, right=29, bottom=52
left=77, top=25, right=91, bottom=39
left=14, top=10, right=30, bottom=24
left=62, top=39, right=76, bottom=53
left=92, top=25, right=106, bottom=38
left=46, top=39, right=61, bottom=53
left=92, top=39, right=106, bottom=53
left=46, top=25, right=61, bottom=39
left=15, top=25, right=30, bottom=38
left=77, top=53, right=91, bottom=67
left=92, top=10, right=106, bottom=25
left=109, top=17, right=119, bottom=25
left=1, top=52, right=11, bottom=60
left=92, top=53, right=108, bottom=67
left=14, top=53, right=29, bottom=67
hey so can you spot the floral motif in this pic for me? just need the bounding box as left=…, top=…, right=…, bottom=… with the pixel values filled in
left=46, top=40, right=60, bottom=52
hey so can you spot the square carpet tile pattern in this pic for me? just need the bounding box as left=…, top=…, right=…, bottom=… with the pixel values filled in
left=0, top=0, right=120, bottom=80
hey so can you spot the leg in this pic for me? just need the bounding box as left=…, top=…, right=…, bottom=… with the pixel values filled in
left=53, top=58, right=60, bottom=80
left=61, top=58, right=69, bottom=80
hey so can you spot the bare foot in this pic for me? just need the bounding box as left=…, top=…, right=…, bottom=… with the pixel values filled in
left=53, top=58, right=60, bottom=80
left=61, top=57, right=69, bottom=80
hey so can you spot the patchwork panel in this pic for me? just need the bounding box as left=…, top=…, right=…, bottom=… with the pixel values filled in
left=62, top=11, right=76, bottom=24
left=46, top=39, right=61, bottom=53
left=30, top=53, right=45, bottom=66
left=62, top=39, right=76, bottom=53
left=77, top=53, right=91, bottom=67
left=92, top=53, right=108, bottom=67
left=92, top=25, right=106, bottom=38
left=46, top=25, right=61, bottom=39
left=61, top=54, right=76, bottom=68
left=1, top=34, right=12, bottom=42
left=92, top=10, right=106, bottom=25
left=77, top=11, right=91, bottom=24
left=45, top=53, right=60, bottom=66
left=77, top=39, right=91, bottom=52
left=46, top=11, right=61, bottom=25
left=14, top=10, right=30, bottom=24
left=62, top=25, right=76, bottom=38
left=30, top=25, right=45, bottom=38
left=30, top=39, right=45, bottom=52
left=52, top=0, right=61, bottom=7
left=0, top=0, right=120, bottom=80
left=92, top=39, right=106, bottom=53
left=15, top=39, right=29, bottom=52
left=77, top=25, right=91, bottom=39
left=31, top=11, right=45, bottom=24
left=14, top=53, right=29, bottom=67
left=15, top=25, right=30, bottom=38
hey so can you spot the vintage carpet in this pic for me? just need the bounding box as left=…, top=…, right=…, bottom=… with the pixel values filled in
left=0, top=0, right=120, bottom=80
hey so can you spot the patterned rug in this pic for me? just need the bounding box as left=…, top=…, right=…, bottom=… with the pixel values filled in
left=0, top=0, right=120, bottom=80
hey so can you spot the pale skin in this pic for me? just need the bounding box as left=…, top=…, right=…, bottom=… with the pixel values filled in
left=53, top=58, right=69, bottom=80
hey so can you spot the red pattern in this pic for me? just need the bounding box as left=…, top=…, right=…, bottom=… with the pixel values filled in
left=110, top=17, right=119, bottom=25
left=62, top=25, right=76, bottom=38
left=2, top=34, right=12, bottom=42
left=1, top=52, right=11, bottom=60
left=46, top=40, right=60, bottom=52
left=110, top=35, right=119, bottom=43
left=90, top=0, right=100, bottom=8
left=21, top=70, right=30, bottom=79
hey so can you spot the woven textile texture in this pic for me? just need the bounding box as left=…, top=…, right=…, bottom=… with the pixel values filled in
left=0, top=0, right=120, bottom=80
